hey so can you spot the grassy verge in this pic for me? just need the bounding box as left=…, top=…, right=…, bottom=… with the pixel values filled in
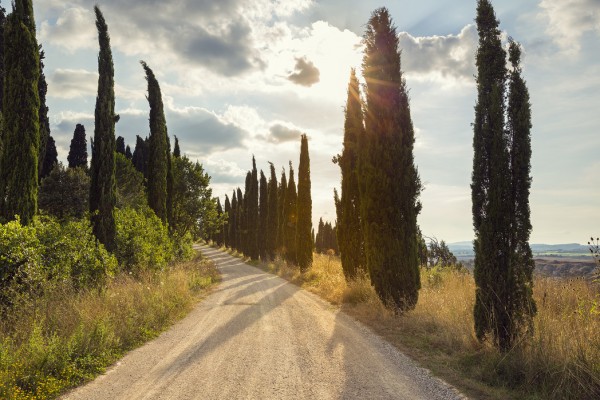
left=221, top=245, right=599, bottom=399
left=0, top=254, right=220, bottom=400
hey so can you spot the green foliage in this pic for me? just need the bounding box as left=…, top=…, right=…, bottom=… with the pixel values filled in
left=243, top=157, right=259, bottom=259
left=114, top=207, right=173, bottom=272
left=283, top=163, right=297, bottom=263
left=39, top=163, right=90, bottom=220
left=40, top=135, right=57, bottom=179
left=335, top=68, right=365, bottom=280
left=315, top=218, right=338, bottom=254
left=89, top=6, right=117, bottom=252
left=0, top=216, right=117, bottom=308
left=276, top=169, right=287, bottom=251
left=132, top=135, right=149, bottom=177
left=115, top=153, right=146, bottom=210
left=68, top=124, right=88, bottom=169
left=229, top=191, right=238, bottom=249
left=427, top=238, right=461, bottom=269
left=266, top=163, right=278, bottom=260
left=360, top=7, right=421, bottom=312
left=171, top=156, right=214, bottom=240
left=116, top=136, right=126, bottom=155
left=258, top=170, right=268, bottom=260
left=142, top=61, right=171, bottom=224
left=296, top=134, right=313, bottom=271
left=38, top=48, right=51, bottom=180
left=173, top=135, right=181, bottom=158
left=1, top=0, right=41, bottom=226
left=472, top=1, right=535, bottom=350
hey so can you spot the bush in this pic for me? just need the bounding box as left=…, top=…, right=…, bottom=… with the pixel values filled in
left=0, top=217, right=117, bottom=310
left=115, top=207, right=174, bottom=272
left=39, top=164, right=90, bottom=220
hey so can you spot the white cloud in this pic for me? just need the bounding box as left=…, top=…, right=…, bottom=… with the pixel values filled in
left=40, top=7, right=96, bottom=52
left=539, top=0, right=600, bottom=53
left=48, top=68, right=97, bottom=99
left=398, top=24, right=478, bottom=84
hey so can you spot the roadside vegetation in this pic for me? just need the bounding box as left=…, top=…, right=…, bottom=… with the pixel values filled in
left=220, top=244, right=599, bottom=399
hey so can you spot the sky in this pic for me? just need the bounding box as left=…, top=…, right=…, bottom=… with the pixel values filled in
left=18, top=0, right=600, bottom=244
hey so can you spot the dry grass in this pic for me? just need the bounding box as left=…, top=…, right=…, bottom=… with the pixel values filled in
left=258, top=251, right=600, bottom=399
left=0, top=256, right=219, bottom=400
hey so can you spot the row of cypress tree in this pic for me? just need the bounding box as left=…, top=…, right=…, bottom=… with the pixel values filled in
left=334, top=8, right=422, bottom=313
left=333, top=2, right=535, bottom=349
left=218, top=134, right=313, bottom=271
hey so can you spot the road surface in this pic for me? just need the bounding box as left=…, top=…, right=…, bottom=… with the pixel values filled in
left=63, top=244, right=464, bottom=400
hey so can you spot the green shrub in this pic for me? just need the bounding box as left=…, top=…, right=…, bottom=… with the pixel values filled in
left=115, top=207, right=174, bottom=272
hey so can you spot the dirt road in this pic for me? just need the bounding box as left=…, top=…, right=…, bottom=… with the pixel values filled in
left=63, top=244, right=464, bottom=400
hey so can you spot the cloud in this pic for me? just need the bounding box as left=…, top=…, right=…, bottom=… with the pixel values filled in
left=398, top=24, right=478, bottom=83
left=38, top=0, right=312, bottom=77
left=539, top=0, right=600, bottom=53
left=287, top=57, right=320, bottom=86
left=48, top=69, right=98, bottom=99
left=40, top=7, right=96, bottom=52
left=269, top=123, right=303, bottom=142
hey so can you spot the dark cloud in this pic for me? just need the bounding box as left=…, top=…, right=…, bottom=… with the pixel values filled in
left=287, top=57, right=320, bottom=87
left=269, top=123, right=302, bottom=143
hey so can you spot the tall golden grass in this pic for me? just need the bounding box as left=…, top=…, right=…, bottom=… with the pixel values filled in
left=260, top=251, right=600, bottom=399
left=0, top=257, right=219, bottom=400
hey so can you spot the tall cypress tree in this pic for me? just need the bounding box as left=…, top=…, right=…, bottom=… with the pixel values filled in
left=216, top=197, right=224, bottom=246
left=507, top=39, right=536, bottom=340
left=336, top=68, right=365, bottom=280
left=283, top=162, right=297, bottom=263
left=236, top=187, right=244, bottom=253
left=247, top=157, right=259, bottom=259
left=142, top=61, right=171, bottom=224
left=173, top=135, right=181, bottom=158
left=472, top=0, right=513, bottom=350
left=1, top=0, right=40, bottom=225
left=360, top=8, right=421, bottom=311
left=296, top=134, right=313, bottom=271
left=116, top=136, right=126, bottom=155
left=230, top=190, right=238, bottom=250
left=40, top=135, right=57, bottom=177
left=37, top=46, right=50, bottom=180
left=276, top=168, right=287, bottom=252
left=266, top=162, right=278, bottom=259
left=224, top=194, right=231, bottom=248
left=68, top=123, right=88, bottom=169
left=125, top=145, right=132, bottom=160
left=258, top=170, right=268, bottom=260
left=89, top=5, right=117, bottom=251
left=132, top=135, right=148, bottom=177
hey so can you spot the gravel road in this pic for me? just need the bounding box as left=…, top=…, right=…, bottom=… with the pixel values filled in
left=63, top=244, right=465, bottom=400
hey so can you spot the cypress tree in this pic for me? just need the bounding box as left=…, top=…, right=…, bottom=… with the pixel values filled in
left=37, top=47, right=50, bottom=180
left=507, top=39, right=536, bottom=340
left=0, top=4, right=6, bottom=108
left=472, top=0, right=513, bottom=350
left=125, top=145, right=132, bottom=160
left=1, top=0, right=40, bottom=225
left=89, top=5, right=117, bottom=251
left=230, top=190, right=238, bottom=250
left=316, top=217, right=325, bottom=253
left=242, top=171, right=252, bottom=255
left=248, top=157, right=259, bottom=259
left=336, top=68, right=365, bottom=280
left=224, top=194, right=231, bottom=248
left=360, top=8, right=422, bottom=311
left=283, top=162, right=297, bottom=263
left=296, top=134, right=313, bottom=271
left=259, top=170, right=268, bottom=260
left=276, top=168, right=287, bottom=252
left=266, top=162, right=278, bottom=259
left=216, top=197, right=224, bottom=246
left=116, top=136, right=126, bottom=155
left=173, top=135, right=181, bottom=158
left=132, top=135, right=148, bottom=177
left=236, top=187, right=244, bottom=253
left=68, top=124, right=88, bottom=169
left=142, top=61, right=171, bottom=224
left=40, top=135, right=57, bottom=178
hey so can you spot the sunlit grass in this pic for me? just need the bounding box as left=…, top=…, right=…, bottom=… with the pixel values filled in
left=254, top=248, right=600, bottom=399
left=0, top=257, right=220, bottom=400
